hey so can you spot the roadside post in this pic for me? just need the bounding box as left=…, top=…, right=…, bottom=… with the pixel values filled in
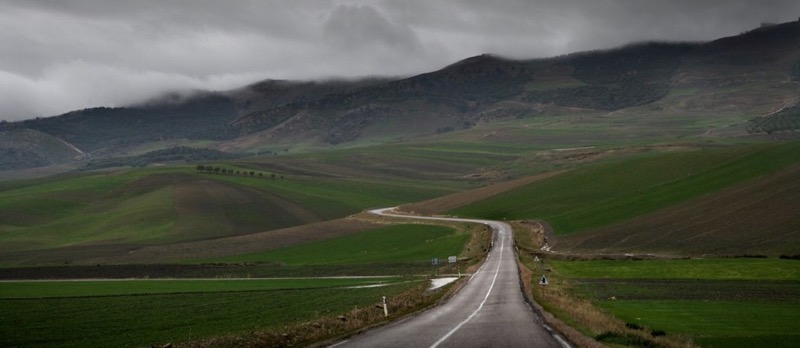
left=382, top=296, right=388, bottom=317
left=539, top=275, right=549, bottom=297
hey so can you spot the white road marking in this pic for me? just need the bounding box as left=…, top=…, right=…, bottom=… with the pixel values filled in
left=429, top=234, right=504, bottom=348
left=368, top=207, right=568, bottom=348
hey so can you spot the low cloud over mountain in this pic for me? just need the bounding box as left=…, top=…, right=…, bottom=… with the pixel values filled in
left=1, top=0, right=799, bottom=121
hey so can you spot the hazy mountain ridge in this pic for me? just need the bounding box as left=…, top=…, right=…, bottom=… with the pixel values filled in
left=2, top=20, right=799, bottom=171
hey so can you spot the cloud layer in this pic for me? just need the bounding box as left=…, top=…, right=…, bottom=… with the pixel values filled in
left=2, top=0, right=799, bottom=121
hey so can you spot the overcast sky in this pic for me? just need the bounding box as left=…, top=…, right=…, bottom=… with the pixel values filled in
left=1, top=0, right=798, bottom=121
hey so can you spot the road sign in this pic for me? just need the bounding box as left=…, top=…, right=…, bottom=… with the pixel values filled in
left=448, top=256, right=457, bottom=264
left=539, top=275, right=549, bottom=285
left=534, top=256, right=540, bottom=262
left=432, top=258, right=439, bottom=266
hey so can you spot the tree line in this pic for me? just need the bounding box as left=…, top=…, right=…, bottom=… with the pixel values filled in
left=195, top=164, right=283, bottom=180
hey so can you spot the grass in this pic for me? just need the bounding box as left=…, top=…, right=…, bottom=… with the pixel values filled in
left=524, top=80, right=588, bottom=92
left=665, top=87, right=700, bottom=98
left=262, top=142, right=517, bottom=182
left=550, top=258, right=800, bottom=280
left=452, top=141, right=800, bottom=235
left=0, top=165, right=460, bottom=262
left=0, top=209, right=482, bottom=347
left=0, top=277, right=403, bottom=298
left=0, top=203, right=477, bottom=347
left=209, top=173, right=453, bottom=219
left=0, top=170, right=144, bottom=225
left=0, top=282, right=418, bottom=348
left=599, top=300, right=800, bottom=348
left=0, top=184, right=175, bottom=251
left=201, top=224, right=468, bottom=265
left=545, top=258, right=800, bottom=348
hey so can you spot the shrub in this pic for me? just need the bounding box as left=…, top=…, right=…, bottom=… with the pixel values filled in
left=625, top=322, right=644, bottom=330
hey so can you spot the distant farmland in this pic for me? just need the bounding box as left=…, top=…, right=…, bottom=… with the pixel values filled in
left=452, top=141, right=800, bottom=256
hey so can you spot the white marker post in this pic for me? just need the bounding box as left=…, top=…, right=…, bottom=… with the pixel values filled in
left=382, top=296, right=388, bottom=317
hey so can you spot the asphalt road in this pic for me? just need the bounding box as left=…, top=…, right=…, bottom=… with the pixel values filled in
left=331, top=208, right=568, bottom=348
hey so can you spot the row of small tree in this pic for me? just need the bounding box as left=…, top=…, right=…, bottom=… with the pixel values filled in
left=195, top=164, right=283, bottom=180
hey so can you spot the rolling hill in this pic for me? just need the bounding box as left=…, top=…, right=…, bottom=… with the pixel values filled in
left=555, top=163, right=800, bottom=256
left=448, top=141, right=800, bottom=256
left=0, top=127, right=83, bottom=169
left=0, top=166, right=458, bottom=265
left=1, top=20, right=799, bottom=265
left=2, top=21, right=799, bottom=173
left=3, top=19, right=800, bottom=348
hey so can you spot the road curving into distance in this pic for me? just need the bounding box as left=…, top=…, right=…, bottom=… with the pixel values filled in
left=331, top=207, right=569, bottom=348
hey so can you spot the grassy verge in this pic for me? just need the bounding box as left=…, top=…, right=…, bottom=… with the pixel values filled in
left=545, top=258, right=800, bottom=348
left=513, top=220, right=644, bottom=347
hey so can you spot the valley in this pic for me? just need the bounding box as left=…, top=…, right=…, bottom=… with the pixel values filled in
left=1, top=20, right=799, bottom=348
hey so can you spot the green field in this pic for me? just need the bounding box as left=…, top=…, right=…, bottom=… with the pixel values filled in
left=4, top=30, right=800, bottom=348
left=0, top=220, right=473, bottom=347
left=3, top=105, right=799, bottom=347
left=0, top=220, right=467, bottom=347
left=202, top=224, right=468, bottom=265
left=0, top=277, right=402, bottom=298
left=0, top=281, right=418, bottom=348
left=0, top=165, right=460, bottom=263
left=548, top=258, right=800, bottom=347
left=601, top=300, right=800, bottom=348
left=550, top=258, right=800, bottom=280
left=452, top=141, right=800, bottom=235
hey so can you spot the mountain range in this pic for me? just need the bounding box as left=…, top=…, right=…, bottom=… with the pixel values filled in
left=2, top=20, right=799, bottom=173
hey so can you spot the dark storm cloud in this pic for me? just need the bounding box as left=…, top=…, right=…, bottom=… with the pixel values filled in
left=1, top=0, right=799, bottom=121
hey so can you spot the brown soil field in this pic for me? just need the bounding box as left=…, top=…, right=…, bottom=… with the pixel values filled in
left=555, top=165, right=800, bottom=256
left=574, top=278, right=800, bottom=302
left=399, top=170, right=566, bottom=215
left=126, top=173, right=326, bottom=240
left=170, top=176, right=325, bottom=239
